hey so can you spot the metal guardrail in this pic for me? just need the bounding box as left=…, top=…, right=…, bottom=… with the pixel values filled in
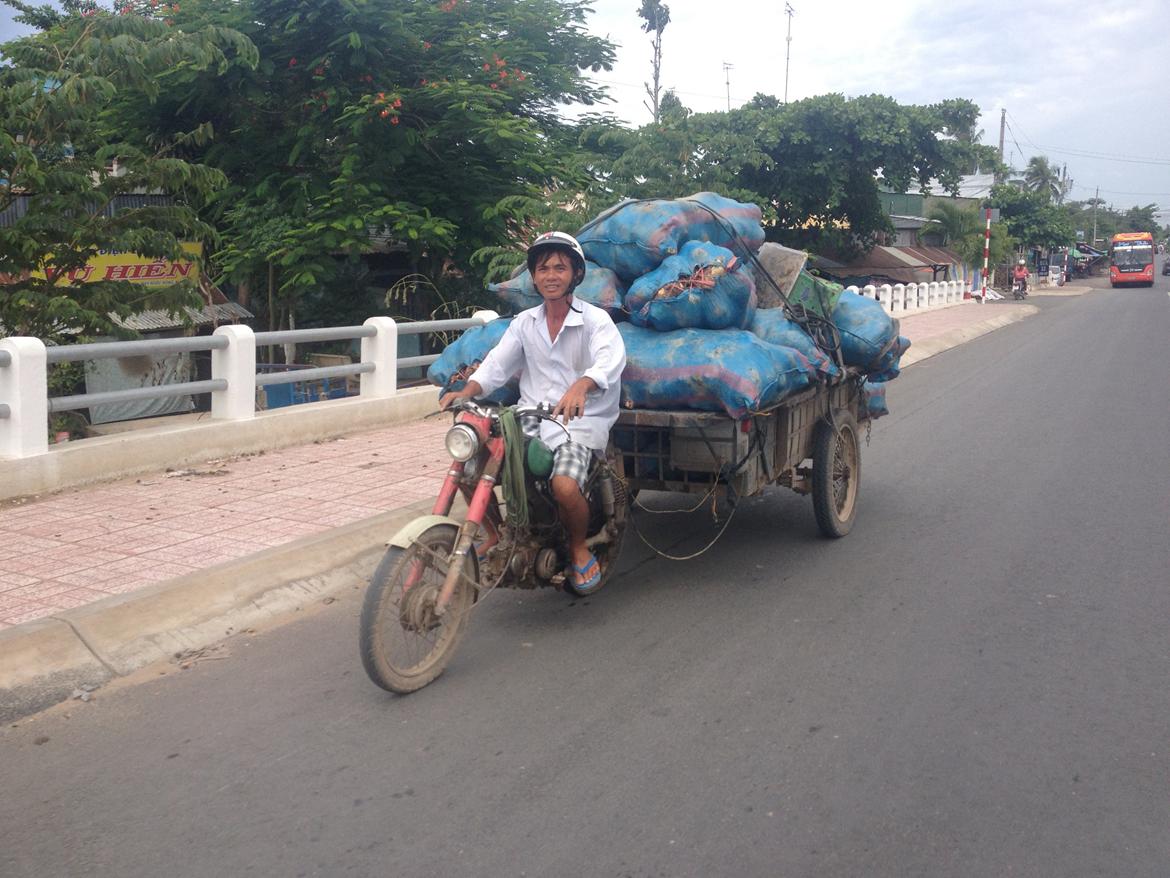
left=49, top=380, right=229, bottom=413
left=1, top=311, right=498, bottom=455
left=395, top=317, right=483, bottom=336
left=45, top=335, right=229, bottom=364
left=255, top=362, right=375, bottom=387
left=254, top=326, right=376, bottom=346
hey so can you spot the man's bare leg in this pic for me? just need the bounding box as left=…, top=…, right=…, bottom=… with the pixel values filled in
left=551, top=474, right=593, bottom=579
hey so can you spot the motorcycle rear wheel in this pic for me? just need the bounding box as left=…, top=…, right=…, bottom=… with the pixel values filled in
left=359, top=523, right=475, bottom=694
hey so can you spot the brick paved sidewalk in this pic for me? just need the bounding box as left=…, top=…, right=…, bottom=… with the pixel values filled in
left=0, top=419, right=449, bottom=628
left=0, top=300, right=1032, bottom=629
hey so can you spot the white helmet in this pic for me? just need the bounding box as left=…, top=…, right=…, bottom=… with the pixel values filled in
left=526, top=231, right=586, bottom=279
left=1018, top=259, right=1026, bottom=265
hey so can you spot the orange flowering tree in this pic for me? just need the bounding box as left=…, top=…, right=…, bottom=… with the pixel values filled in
left=0, top=0, right=257, bottom=338
left=134, top=0, right=616, bottom=322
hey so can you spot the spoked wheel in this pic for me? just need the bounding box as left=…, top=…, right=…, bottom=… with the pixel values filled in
left=811, top=409, right=861, bottom=538
left=359, top=523, right=476, bottom=694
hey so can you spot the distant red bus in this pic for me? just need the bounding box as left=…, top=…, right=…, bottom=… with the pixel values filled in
left=1109, top=231, right=1155, bottom=287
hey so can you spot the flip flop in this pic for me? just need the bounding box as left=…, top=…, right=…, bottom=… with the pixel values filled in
left=570, top=553, right=602, bottom=594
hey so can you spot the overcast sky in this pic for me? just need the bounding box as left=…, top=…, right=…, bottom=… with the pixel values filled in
left=3, top=0, right=1167, bottom=219
left=583, top=0, right=1169, bottom=218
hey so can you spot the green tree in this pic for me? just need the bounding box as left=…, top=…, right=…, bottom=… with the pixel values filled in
left=1122, top=203, right=1163, bottom=236
left=578, top=93, right=991, bottom=258
left=0, top=1, right=257, bottom=339
left=988, top=183, right=1073, bottom=248
left=637, top=0, right=670, bottom=125
left=136, top=0, right=615, bottom=327
left=925, top=200, right=1013, bottom=266
left=739, top=94, right=992, bottom=255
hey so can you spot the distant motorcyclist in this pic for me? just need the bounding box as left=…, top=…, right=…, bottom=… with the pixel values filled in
left=1012, top=259, right=1029, bottom=294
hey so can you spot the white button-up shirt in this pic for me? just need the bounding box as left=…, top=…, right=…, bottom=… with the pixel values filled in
left=469, top=299, right=626, bottom=451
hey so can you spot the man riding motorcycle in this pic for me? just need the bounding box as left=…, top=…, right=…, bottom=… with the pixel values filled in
left=1012, top=259, right=1029, bottom=296
left=439, top=232, right=626, bottom=592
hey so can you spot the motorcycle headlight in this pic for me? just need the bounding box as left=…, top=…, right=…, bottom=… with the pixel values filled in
left=445, top=423, right=480, bottom=462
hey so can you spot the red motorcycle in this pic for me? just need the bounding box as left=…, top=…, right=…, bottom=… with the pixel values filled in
left=359, top=399, right=629, bottom=693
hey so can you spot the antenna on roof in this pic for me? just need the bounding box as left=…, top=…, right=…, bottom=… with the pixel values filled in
left=783, top=3, right=795, bottom=103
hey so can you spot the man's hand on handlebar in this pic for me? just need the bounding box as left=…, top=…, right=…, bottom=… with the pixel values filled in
left=439, top=380, right=483, bottom=411
left=551, top=377, right=597, bottom=425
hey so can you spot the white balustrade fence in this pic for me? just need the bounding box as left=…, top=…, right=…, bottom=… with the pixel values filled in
left=848, top=278, right=966, bottom=314
left=3, top=275, right=975, bottom=461
left=0, top=310, right=499, bottom=460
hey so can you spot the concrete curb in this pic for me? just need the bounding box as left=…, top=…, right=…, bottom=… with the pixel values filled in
left=1028, top=283, right=1093, bottom=297
left=901, top=304, right=1039, bottom=369
left=0, top=496, right=434, bottom=723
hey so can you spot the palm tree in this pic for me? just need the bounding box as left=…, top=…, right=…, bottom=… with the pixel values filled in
left=925, top=201, right=981, bottom=259
left=1023, top=156, right=1064, bottom=203
left=926, top=201, right=1014, bottom=266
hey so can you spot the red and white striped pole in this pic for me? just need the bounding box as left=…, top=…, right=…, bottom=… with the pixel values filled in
left=980, top=207, right=991, bottom=302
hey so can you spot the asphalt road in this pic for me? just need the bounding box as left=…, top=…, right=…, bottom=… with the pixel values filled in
left=3, top=271, right=1170, bottom=878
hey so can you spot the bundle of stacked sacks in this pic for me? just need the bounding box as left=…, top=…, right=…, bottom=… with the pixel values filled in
left=429, top=192, right=909, bottom=422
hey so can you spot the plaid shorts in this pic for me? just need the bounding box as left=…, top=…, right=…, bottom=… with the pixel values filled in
left=522, top=414, right=595, bottom=492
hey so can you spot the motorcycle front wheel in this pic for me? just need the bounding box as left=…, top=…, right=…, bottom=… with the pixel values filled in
left=359, top=523, right=475, bottom=694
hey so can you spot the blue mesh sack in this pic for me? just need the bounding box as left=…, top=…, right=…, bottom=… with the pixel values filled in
left=866, top=335, right=911, bottom=383
left=577, top=192, right=766, bottom=283
left=831, top=291, right=911, bottom=381
left=488, top=260, right=625, bottom=318
left=625, top=241, right=757, bottom=331
left=427, top=318, right=520, bottom=404
left=748, top=308, right=840, bottom=380
left=861, top=380, right=889, bottom=419
left=618, top=324, right=824, bottom=420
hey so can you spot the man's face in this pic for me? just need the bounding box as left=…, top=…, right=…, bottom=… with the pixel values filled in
left=533, top=251, right=576, bottom=300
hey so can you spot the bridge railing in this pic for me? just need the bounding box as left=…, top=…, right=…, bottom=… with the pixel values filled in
left=0, top=311, right=499, bottom=460
left=845, top=279, right=968, bottom=314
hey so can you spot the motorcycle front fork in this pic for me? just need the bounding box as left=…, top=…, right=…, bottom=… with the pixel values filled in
left=432, top=440, right=505, bottom=615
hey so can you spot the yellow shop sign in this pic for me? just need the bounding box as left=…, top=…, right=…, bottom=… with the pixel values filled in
left=37, top=242, right=202, bottom=286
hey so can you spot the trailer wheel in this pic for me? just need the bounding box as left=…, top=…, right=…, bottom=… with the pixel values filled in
left=811, top=409, right=860, bottom=538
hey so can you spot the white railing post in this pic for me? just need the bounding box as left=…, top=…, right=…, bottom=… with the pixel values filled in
left=929, top=281, right=940, bottom=308
left=862, top=284, right=877, bottom=302
left=844, top=285, right=860, bottom=298
left=878, top=284, right=893, bottom=313
left=211, top=324, right=256, bottom=420
left=892, top=284, right=905, bottom=312
left=948, top=280, right=959, bottom=303
left=471, top=309, right=500, bottom=325
left=0, top=337, right=49, bottom=459
left=360, top=316, right=398, bottom=398
left=905, top=283, right=918, bottom=311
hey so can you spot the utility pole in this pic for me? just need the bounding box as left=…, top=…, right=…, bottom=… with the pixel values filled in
left=996, top=108, right=1006, bottom=181
left=1092, top=186, right=1099, bottom=245
left=722, top=61, right=733, bottom=112
left=783, top=3, right=795, bottom=104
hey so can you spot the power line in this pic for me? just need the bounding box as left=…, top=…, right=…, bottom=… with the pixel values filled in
left=589, top=76, right=731, bottom=105
left=1002, top=118, right=1027, bottom=172
left=1068, top=182, right=1170, bottom=198
left=1005, top=109, right=1170, bottom=166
